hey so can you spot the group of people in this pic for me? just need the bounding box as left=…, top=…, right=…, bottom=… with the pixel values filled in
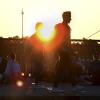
left=27, top=11, right=100, bottom=86
left=0, top=11, right=100, bottom=87
left=25, top=11, right=72, bottom=85
left=26, top=11, right=87, bottom=86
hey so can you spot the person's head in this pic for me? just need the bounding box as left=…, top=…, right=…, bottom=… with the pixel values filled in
left=8, top=52, right=16, bottom=61
left=62, top=11, right=71, bottom=24
left=35, top=22, right=43, bottom=32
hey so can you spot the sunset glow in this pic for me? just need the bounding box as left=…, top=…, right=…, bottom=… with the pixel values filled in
left=36, top=23, right=56, bottom=43
left=38, top=29, right=56, bottom=43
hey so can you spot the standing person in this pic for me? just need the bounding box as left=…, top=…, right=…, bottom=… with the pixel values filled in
left=53, top=11, right=71, bottom=51
left=28, top=22, right=44, bottom=85
left=4, top=52, right=21, bottom=84
left=30, top=22, right=44, bottom=53
left=53, top=11, right=75, bottom=87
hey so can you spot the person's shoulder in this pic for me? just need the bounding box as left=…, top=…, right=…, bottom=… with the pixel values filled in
left=26, top=34, right=36, bottom=44
left=55, top=23, right=63, bottom=27
left=55, top=23, right=65, bottom=31
left=30, top=34, right=36, bottom=39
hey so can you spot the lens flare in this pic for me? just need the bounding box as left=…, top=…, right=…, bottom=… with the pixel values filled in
left=38, top=31, right=56, bottom=42
left=21, top=72, right=24, bottom=76
left=29, top=23, right=57, bottom=53
left=16, top=80, right=23, bottom=87
left=36, top=23, right=56, bottom=43
left=28, top=73, right=31, bottom=77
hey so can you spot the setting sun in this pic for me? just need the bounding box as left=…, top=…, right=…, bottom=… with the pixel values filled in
left=36, top=23, right=56, bottom=43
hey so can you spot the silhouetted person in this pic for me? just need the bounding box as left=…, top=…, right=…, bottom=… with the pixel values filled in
left=88, top=54, right=100, bottom=85
left=53, top=11, right=75, bottom=87
left=29, top=22, right=44, bottom=85
left=0, top=56, right=7, bottom=83
left=4, top=52, right=21, bottom=84
left=53, top=49, right=74, bottom=87
left=0, top=56, right=3, bottom=82
left=52, top=11, right=71, bottom=52
left=0, top=57, right=7, bottom=74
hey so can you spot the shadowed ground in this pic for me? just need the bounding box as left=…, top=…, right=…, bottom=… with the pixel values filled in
left=0, top=83, right=100, bottom=100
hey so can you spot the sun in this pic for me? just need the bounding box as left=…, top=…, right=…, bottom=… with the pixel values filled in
left=40, top=30, right=56, bottom=42
left=36, top=23, right=56, bottom=43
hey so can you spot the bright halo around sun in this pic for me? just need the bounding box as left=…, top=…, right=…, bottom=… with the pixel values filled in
left=36, top=23, right=56, bottom=43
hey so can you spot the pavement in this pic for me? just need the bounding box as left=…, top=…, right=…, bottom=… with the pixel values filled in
left=0, top=83, right=100, bottom=100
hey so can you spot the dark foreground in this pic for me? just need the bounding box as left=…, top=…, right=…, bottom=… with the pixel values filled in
left=0, top=83, right=100, bottom=100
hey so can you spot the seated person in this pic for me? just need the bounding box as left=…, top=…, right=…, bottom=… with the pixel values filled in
left=88, top=54, right=100, bottom=85
left=0, top=56, right=7, bottom=83
left=4, top=52, right=21, bottom=84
